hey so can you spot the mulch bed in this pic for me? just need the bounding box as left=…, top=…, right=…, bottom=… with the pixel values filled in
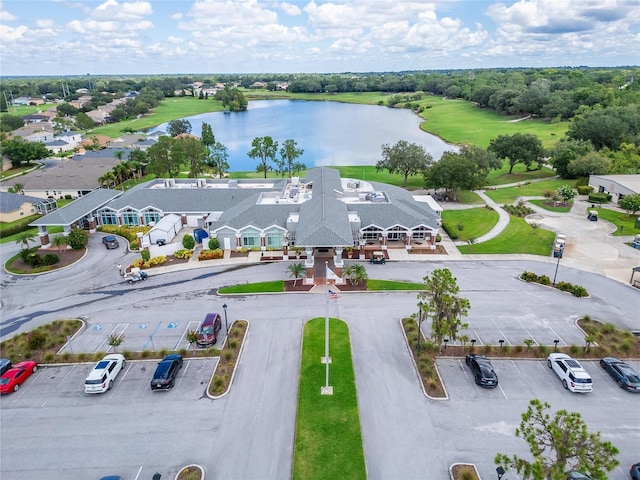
left=9, top=247, right=86, bottom=274
left=408, top=245, right=448, bottom=254
left=230, top=251, right=250, bottom=258
left=284, top=280, right=314, bottom=292
left=451, top=464, right=480, bottom=480
left=336, top=280, right=367, bottom=291
left=161, top=255, right=190, bottom=266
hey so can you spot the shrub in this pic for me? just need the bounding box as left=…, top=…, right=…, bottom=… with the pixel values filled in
left=198, top=249, right=224, bottom=260
left=571, top=285, right=589, bottom=297
left=538, top=275, right=551, bottom=285
left=98, top=225, right=150, bottom=244
left=42, top=352, right=55, bottom=362
left=27, top=330, right=47, bottom=350
left=442, top=222, right=459, bottom=240
left=43, top=253, right=59, bottom=265
left=67, top=228, right=88, bottom=249
left=144, top=255, right=167, bottom=268
left=141, top=249, right=151, bottom=261
left=576, top=185, right=593, bottom=195
left=182, top=234, right=195, bottom=250
left=568, top=344, right=580, bottom=355
left=208, top=237, right=220, bottom=250
left=520, top=271, right=538, bottom=282
left=555, top=281, right=572, bottom=292
left=25, top=251, right=43, bottom=267
left=141, top=350, right=151, bottom=358
left=538, top=345, right=548, bottom=356
left=588, top=192, right=611, bottom=204
left=92, top=351, right=106, bottom=362
left=174, top=249, right=193, bottom=259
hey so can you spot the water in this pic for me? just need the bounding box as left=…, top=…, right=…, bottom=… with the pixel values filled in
left=151, top=100, right=457, bottom=172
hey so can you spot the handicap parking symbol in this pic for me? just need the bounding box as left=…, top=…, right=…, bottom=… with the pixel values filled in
left=167, top=322, right=178, bottom=329
left=93, top=324, right=104, bottom=332
left=139, top=323, right=149, bottom=329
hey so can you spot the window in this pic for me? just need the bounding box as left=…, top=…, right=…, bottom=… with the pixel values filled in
left=266, top=229, right=283, bottom=248
left=241, top=228, right=260, bottom=248
left=122, top=211, right=139, bottom=226
left=143, top=211, right=160, bottom=225
left=100, top=212, right=118, bottom=225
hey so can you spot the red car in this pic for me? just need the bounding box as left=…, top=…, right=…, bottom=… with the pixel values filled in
left=0, top=361, right=38, bottom=394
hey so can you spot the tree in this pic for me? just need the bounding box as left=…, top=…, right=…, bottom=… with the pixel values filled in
left=619, top=193, right=640, bottom=215
left=171, top=136, right=209, bottom=177
left=495, top=399, right=619, bottom=480
left=0, top=137, right=50, bottom=167
left=205, top=141, right=229, bottom=178
left=53, top=117, right=75, bottom=135
left=51, top=235, right=68, bottom=254
left=201, top=122, right=215, bottom=148
left=147, top=136, right=179, bottom=177
left=286, top=262, right=306, bottom=286
left=248, top=136, right=278, bottom=178
left=186, top=330, right=199, bottom=354
left=75, top=111, right=94, bottom=133
left=549, top=139, right=594, bottom=179
left=567, top=152, right=610, bottom=177
left=489, top=133, right=544, bottom=173
left=555, top=185, right=576, bottom=204
left=10, top=183, right=24, bottom=194
left=0, top=114, right=24, bottom=133
left=107, top=334, right=125, bottom=353
left=277, top=139, right=305, bottom=178
left=343, top=264, right=368, bottom=285
left=417, top=268, right=469, bottom=352
left=376, top=140, right=433, bottom=187
left=98, top=171, right=116, bottom=188
left=15, top=232, right=36, bottom=250
left=167, top=119, right=192, bottom=137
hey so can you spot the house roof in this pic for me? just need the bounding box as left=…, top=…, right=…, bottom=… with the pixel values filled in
left=30, top=189, right=120, bottom=226
left=0, top=192, right=45, bottom=213
left=589, top=174, right=640, bottom=194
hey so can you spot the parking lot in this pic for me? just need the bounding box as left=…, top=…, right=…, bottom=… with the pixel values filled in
left=434, top=358, right=640, bottom=479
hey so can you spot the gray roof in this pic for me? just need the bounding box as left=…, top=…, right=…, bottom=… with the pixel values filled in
left=0, top=192, right=46, bottom=213
left=295, top=168, right=353, bottom=246
left=31, top=189, right=121, bottom=226
left=211, top=194, right=293, bottom=231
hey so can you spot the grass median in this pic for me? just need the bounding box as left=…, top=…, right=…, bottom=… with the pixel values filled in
left=293, top=318, right=366, bottom=480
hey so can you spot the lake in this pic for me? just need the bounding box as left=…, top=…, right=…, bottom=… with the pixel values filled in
left=151, top=100, right=457, bottom=172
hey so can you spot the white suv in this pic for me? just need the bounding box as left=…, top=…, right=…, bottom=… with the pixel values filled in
left=84, top=354, right=125, bottom=394
left=547, top=353, right=593, bottom=393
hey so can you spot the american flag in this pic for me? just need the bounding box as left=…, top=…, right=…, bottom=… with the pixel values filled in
left=328, top=289, right=341, bottom=300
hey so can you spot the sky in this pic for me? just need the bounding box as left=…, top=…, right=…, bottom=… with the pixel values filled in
left=0, top=0, right=639, bottom=76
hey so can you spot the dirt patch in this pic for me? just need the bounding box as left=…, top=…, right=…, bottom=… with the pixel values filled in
left=230, top=251, right=249, bottom=258
left=284, top=280, right=314, bottom=292
left=451, top=464, right=480, bottom=480
left=337, top=280, right=367, bottom=291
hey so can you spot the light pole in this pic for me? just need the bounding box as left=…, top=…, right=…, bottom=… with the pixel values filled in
left=222, top=303, right=229, bottom=336
left=496, top=466, right=505, bottom=479
left=417, top=302, right=424, bottom=353
left=552, top=244, right=564, bottom=285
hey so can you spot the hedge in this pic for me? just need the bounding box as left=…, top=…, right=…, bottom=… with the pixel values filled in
left=588, top=192, right=611, bottom=204
left=520, top=271, right=588, bottom=297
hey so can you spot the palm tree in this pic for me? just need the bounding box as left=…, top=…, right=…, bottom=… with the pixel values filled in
left=51, top=235, right=68, bottom=254
left=15, top=232, right=36, bottom=250
left=286, top=262, right=306, bottom=286
left=98, top=171, right=116, bottom=188
left=11, top=183, right=24, bottom=194
left=343, top=264, right=368, bottom=285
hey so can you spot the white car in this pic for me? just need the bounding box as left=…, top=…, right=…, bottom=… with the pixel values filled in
left=84, top=354, right=125, bottom=394
left=547, top=353, right=593, bottom=393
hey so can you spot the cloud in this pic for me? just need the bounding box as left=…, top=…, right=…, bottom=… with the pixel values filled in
left=279, top=2, right=301, bottom=16
left=92, top=0, right=153, bottom=21
left=0, top=24, right=28, bottom=42
left=0, top=9, right=17, bottom=22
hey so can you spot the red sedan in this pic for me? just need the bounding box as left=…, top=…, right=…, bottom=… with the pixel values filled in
left=0, top=361, right=38, bottom=394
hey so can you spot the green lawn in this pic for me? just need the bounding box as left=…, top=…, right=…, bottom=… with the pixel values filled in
left=528, top=199, right=572, bottom=213
left=441, top=208, right=500, bottom=242
left=457, top=216, right=555, bottom=255
left=484, top=164, right=557, bottom=186
left=0, top=105, right=41, bottom=118
left=89, top=97, right=225, bottom=138
left=593, top=207, right=640, bottom=236
left=456, top=190, right=485, bottom=204
left=416, top=97, right=568, bottom=149
left=293, top=318, right=366, bottom=480
left=366, top=279, right=426, bottom=290
left=217, top=280, right=284, bottom=294
left=484, top=179, right=570, bottom=205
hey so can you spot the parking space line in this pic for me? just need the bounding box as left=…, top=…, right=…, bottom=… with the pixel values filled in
left=472, top=330, right=484, bottom=345
left=510, top=360, right=522, bottom=374
left=497, top=383, right=508, bottom=400
left=106, top=323, right=130, bottom=353
left=176, top=359, right=191, bottom=389
left=457, top=358, right=470, bottom=382
left=141, top=321, right=162, bottom=350
left=174, top=321, right=200, bottom=351
left=515, top=318, right=538, bottom=345
left=57, top=364, right=78, bottom=390
left=134, top=466, right=143, bottom=480
left=546, top=326, right=566, bottom=345
left=117, top=362, right=135, bottom=387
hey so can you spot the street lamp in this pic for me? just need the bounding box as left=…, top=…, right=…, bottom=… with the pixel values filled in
left=222, top=303, right=229, bottom=336
left=443, top=338, right=449, bottom=350
left=496, top=466, right=505, bottom=479
left=552, top=244, right=564, bottom=285
left=417, top=302, right=424, bottom=353
left=499, top=339, right=505, bottom=349
left=554, top=339, right=560, bottom=351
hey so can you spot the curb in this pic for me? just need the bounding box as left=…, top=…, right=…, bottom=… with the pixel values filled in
left=206, top=320, right=250, bottom=400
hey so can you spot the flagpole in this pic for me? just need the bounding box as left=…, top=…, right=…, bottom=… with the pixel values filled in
left=322, top=261, right=332, bottom=395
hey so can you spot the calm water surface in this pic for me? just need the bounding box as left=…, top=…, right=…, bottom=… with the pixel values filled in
left=152, top=100, right=457, bottom=172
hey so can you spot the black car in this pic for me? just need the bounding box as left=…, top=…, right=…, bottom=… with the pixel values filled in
left=465, top=354, right=498, bottom=388
left=102, top=235, right=119, bottom=249
left=150, top=354, right=183, bottom=390
left=0, top=359, right=11, bottom=376
left=599, top=357, right=640, bottom=392
left=631, top=462, right=640, bottom=480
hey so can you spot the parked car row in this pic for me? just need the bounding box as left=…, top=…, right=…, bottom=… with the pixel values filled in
left=464, top=353, right=640, bottom=393
left=83, top=353, right=184, bottom=394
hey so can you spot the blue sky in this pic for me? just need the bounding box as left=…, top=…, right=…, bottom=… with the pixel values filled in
left=1, top=0, right=638, bottom=76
